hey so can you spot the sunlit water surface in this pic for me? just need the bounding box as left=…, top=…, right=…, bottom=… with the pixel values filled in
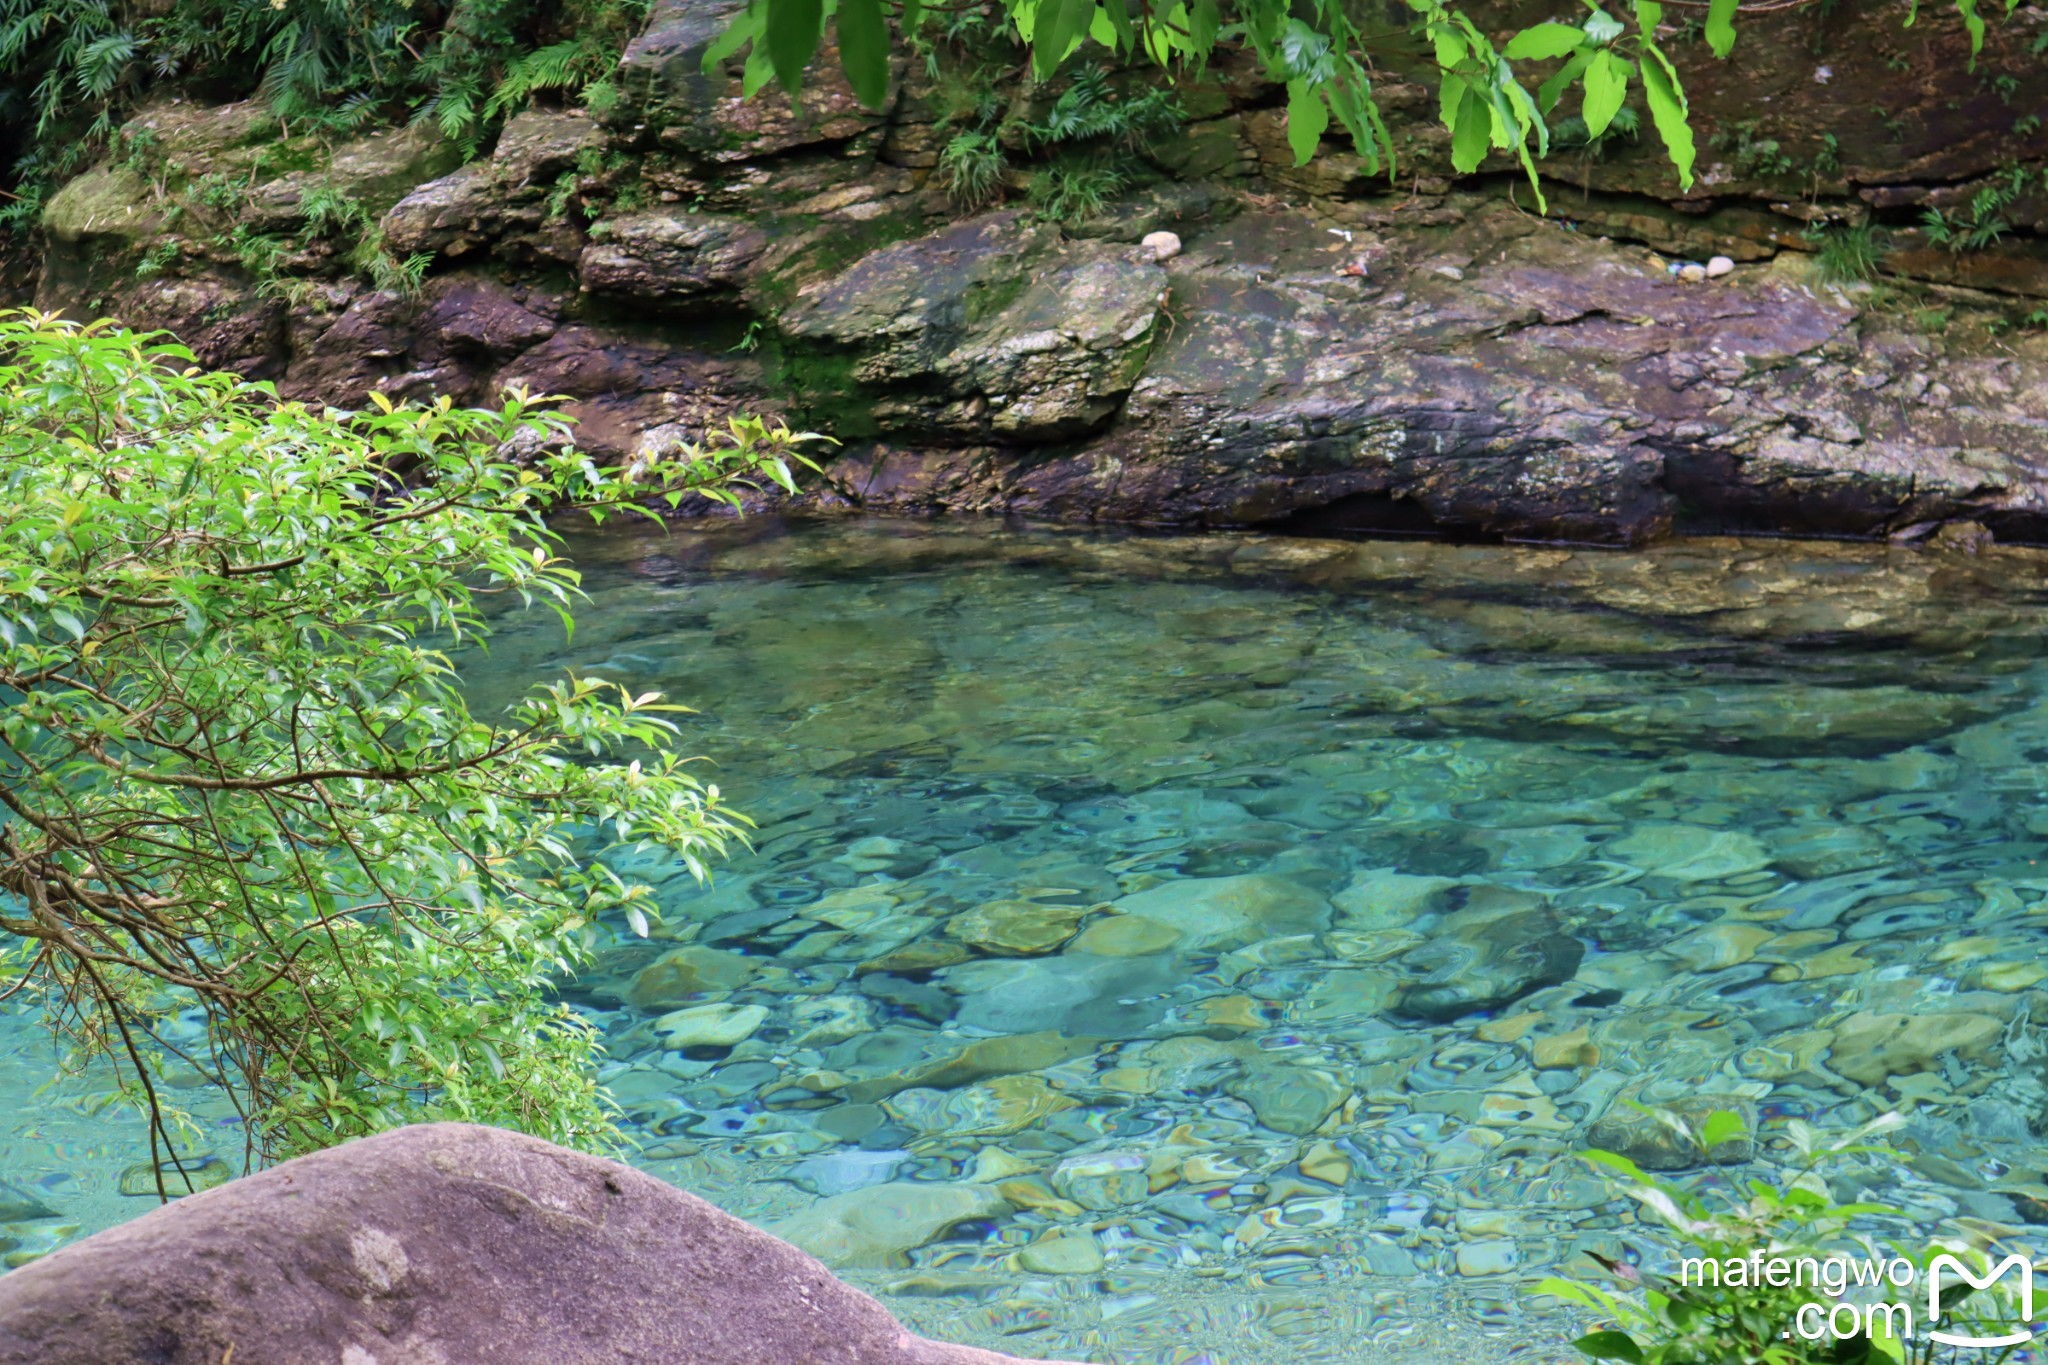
left=8, top=519, right=2048, bottom=1363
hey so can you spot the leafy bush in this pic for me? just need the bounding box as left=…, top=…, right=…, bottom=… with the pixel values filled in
left=927, top=57, right=1181, bottom=221
left=1538, top=1112, right=2039, bottom=1364
left=1922, top=167, right=2036, bottom=256
left=1809, top=222, right=1883, bottom=285
left=938, top=131, right=1008, bottom=210
left=1013, top=67, right=1182, bottom=150
left=0, top=0, right=647, bottom=228
left=1026, top=163, right=1127, bottom=223
left=1550, top=105, right=1640, bottom=159
left=0, top=311, right=821, bottom=1178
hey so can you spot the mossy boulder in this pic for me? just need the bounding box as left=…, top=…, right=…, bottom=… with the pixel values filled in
left=382, top=111, right=603, bottom=262
left=41, top=167, right=163, bottom=248
left=251, top=121, right=465, bottom=228
left=579, top=211, right=769, bottom=307
left=777, top=212, right=1166, bottom=442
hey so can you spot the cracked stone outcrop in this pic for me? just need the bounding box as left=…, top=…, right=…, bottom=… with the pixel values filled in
left=0, top=1122, right=1059, bottom=1365
left=579, top=209, right=770, bottom=306
left=778, top=214, right=1168, bottom=441
left=815, top=204, right=2048, bottom=541
left=19, top=0, right=2048, bottom=543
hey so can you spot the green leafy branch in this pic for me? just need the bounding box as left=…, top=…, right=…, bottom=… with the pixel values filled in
left=0, top=309, right=824, bottom=1181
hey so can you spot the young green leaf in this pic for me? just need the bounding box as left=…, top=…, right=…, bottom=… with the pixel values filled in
left=1286, top=79, right=1330, bottom=164
left=1504, top=21, right=1586, bottom=60
left=1574, top=1331, right=1646, bottom=1363
left=1439, top=70, right=1468, bottom=131
left=702, top=3, right=765, bottom=73
left=1704, top=0, right=1739, bottom=57
left=1537, top=49, right=1590, bottom=114
left=765, top=0, right=824, bottom=93
left=1033, top=0, right=1095, bottom=78
left=836, top=0, right=889, bottom=108
left=1450, top=82, right=1492, bottom=171
left=1581, top=6, right=1626, bottom=44
left=1698, top=1108, right=1748, bottom=1151
left=1638, top=43, right=1695, bottom=186
left=1581, top=49, right=1631, bottom=137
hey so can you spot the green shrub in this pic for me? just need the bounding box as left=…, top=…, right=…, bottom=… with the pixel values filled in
left=0, top=0, right=648, bottom=228
left=939, top=131, right=1008, bottom=210
left=1026, top=162, right=1127, bottom=223
left=1809, top=222, right=1883, bottom=284
left=0, top=311, right=822, bottom=1178
left=1538, top=1112, right=2037, bottom=1364
left=1921, top=167, right=2035, bottom=255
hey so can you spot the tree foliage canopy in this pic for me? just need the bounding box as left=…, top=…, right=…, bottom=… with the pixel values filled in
left=0, top=311, right=818, bottom=1180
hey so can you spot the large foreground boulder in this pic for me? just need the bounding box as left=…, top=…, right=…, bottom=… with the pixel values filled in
left=0, top=1122, right=1057, bottom=1365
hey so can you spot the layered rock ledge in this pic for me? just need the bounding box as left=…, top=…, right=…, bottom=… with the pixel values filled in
left=16, top=0, right=2048, bottom=544
left=0, top=1123, right=1056, bottom=1365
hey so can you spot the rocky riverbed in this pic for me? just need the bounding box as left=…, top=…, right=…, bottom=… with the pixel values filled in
left=11, top=521, right=2045, bottom=1361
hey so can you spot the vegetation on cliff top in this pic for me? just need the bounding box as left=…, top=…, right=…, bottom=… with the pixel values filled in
left=1, top=0, right=2037, bottom=235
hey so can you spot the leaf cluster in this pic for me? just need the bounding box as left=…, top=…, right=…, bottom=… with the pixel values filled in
left=715, top=0, right=2025, bottom=207
left=1539, top=1112, right=2040, bottom=1365
left=1921, top=165, right=2036, bottom=255
left=931, top=60, right=1182, bottom=221
left=0, top=0, right=647, bottom=233
left=0, top=310, right=825, bottom=1178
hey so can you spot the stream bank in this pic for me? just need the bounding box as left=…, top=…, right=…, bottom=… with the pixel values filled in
left=11, top=0, right=2047, bottom=545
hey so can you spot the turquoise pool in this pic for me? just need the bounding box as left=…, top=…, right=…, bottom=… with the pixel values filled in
left=8, top=518, right=2048, bottom=1363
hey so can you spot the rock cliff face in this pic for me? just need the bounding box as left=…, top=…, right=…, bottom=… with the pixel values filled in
left=0, top=1122, right=1056, bottom=1365
left=18, top=0, right=2048, bottom=542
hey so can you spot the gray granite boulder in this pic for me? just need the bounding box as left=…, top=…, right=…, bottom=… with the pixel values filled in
left=0, top=1122, right=1058, bottom=1365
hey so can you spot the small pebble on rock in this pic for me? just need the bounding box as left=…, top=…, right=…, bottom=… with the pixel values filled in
left=1678, top=263, right=1708, bottom=283
left=1141, top=231, right=1181, bottom=262
left=1706, top=255, right=1735, bottom=278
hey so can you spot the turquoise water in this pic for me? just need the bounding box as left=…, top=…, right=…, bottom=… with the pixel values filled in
left=8, top=518, right=2048, bottom=1362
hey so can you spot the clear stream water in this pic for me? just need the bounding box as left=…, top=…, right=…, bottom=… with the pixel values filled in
left=7, top=519, right=2048, bottom=1363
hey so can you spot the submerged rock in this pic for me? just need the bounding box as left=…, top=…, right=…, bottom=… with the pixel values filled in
left=1607, top=824, right=1771, bottom=882
left=1389, top=910, right=1584, bottom=1023
left=1017, top=1228, right=1106, bottom=1275
left=942, top=953, right=1180, bottom=1034
left=1226, top=1063, right=1352, bottom=1136
left=1585, top=1095, right=1757, bottom=1171
left=653, top=1001, right=768, bottom=1049
left=1108, top=874, right=1331, bottom=952
left=0, top=1123, right=1050, bottom=1363
left=626, top=944, right=762, bottom=1009
left=1827, top=1010, right=2004, bottom=1086
left=0, top=1190, right=54, bottom=1226
left=948, top=900, right=1086, bottom=955
left=772, top=1180, right=1012, bottom=1269
left=116, top=1155, right=232, bottom=1198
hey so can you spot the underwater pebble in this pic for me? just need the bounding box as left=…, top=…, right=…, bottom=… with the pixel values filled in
left=653, top=1003, right=767, bottom=1049
left=1019, top=1227, right=1107, bottom=1274
left=772, top=1180, right=1010, bottom=1268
